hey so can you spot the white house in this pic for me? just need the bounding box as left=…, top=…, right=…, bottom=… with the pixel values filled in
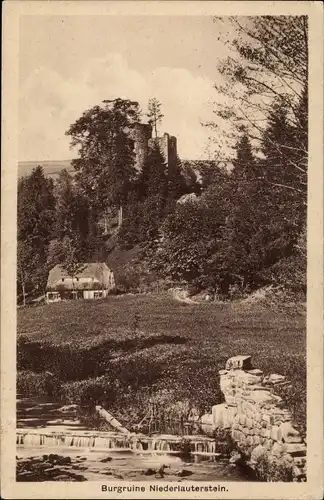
left=45, top=263, right=115, bottom=304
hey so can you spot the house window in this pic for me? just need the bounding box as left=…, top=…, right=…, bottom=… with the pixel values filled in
left=94, top=291, right=103, bottom=299
left=76, top=277, right=79, bottom=281
left=62, top=278, right=65, bottom=282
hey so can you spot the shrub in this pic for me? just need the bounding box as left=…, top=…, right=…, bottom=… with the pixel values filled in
left=17, top=370, right=62, bottom=399
left=212, top=427, right=235, bottom=456
left=254, top=456, right=294, bottom=482
left=17, top=337, right=106, bottom=381
left=61, top=376, right=118, bottom=410
left=107, top=354, right=163, bottom=390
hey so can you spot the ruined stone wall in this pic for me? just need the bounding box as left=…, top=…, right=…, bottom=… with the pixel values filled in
left=148, top=133, right=177, bottom=173
left=201, top=355, right=306, bottom=481
left=127, top=123, right=152, bottom=170
left=126, top=125, right=177, bottom=174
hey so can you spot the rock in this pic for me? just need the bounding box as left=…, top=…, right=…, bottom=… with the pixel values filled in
left=292, top=465, right=304, bottom=479
left=246, top=435, right=253, bottom=446
left=229, top=451, right=242, bottom=465
left=246, top=417, right=253, bottom=429
left=280, top=422, right=302, bottom=443
left=271, top=442, right=284, bottom=457
left=55, top=474, right=71, bottom=481
left=58, top=456, right=71, bottom=465
left=239, top=414, right=246, bottom=426
left=100, top=456, right=112, bottom=463
left=175, top=469, right=193, bottom=477
left=211, top=403, right=227, bottom=428
left=143, top=468, right=156, bottom=476
left=48, top=454, right=60, bottom=463
left=262, top=414, right=273, bottom=424
left=236, top=370, right=263, bottom=386
left=155, top=465, right=169, bottom=478
left=200, top=412, right=214, bottom=436
left=270, top=425, right=283, bottom=442
left=226, top=356, right=252, bottom=371
left=251, top=444, right=266, bottom=463
left=283, top=443, right=306, bottom=456
left=250, top=390, right=275, bottom=404
left=268, top=374, right=286, bottom=384
left=293, top=456, right=306, bottom=466
left=252, top=435, right=260, bottom=446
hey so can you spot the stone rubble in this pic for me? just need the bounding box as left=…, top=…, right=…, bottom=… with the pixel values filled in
left=201, top=355, right=306, bottom=481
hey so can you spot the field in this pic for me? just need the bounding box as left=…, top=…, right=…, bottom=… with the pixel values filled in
left=18, top=160, right=74, bottom=179
left=17, top=294, right=306, bottom=435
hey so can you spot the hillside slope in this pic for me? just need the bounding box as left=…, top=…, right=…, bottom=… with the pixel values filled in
left=18, top=160, right=74, bottom=179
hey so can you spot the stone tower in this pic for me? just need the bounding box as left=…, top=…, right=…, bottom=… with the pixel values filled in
left=127, top=123, right=152, bottom=170
left=148, top=133, right=177, bottom=174
left=125, top=123, right=177, bottom=173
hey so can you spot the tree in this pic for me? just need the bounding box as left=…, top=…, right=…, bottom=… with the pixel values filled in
left=60, top=236, right=85, bottom=288
left=210, top=15, right=308, bottom=166
left=118, top=144, right=169, bottom=249
left=17, top=167, right=56, bottom=297
left=147, top=98, right=164, bottom=138
left=18, top=166, right=55, bottom=250
left=181, top=161, right=202, bottom=195
left=138, top=143, right=168, bottom=199
left=166, top=155, right=188, bottom=203
left=54, top=169, right=77, bottom=239
left=47, top=235, right=86, bottom=289
left=17, top=241, right=34, bottom=306
left=232, top=132, right=258, bottom=180
left=66, top=98, right=140, bottom=216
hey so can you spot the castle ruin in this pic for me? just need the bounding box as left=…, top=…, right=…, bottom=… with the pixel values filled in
left=127, top=122, right=177, bottom=174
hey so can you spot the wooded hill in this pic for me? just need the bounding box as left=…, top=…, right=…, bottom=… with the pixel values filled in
left=17, top=16, right=307, bottom=303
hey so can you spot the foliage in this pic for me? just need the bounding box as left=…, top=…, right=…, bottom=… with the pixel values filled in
left=211, top=15, right=308, bottom=156
left=254, top=456, right=294, bottom=482
left=17, top=166, right=56, bottom=298
left=66, top=98, right=139, bottom=213
left=118, top=144, right=188, bottom=251
left=61, top=376, right=117, bottom=407
left=212, top=427, right=236, bottom=456
left=17, top=370, right=61, bottom=399
left=147, top=98, right=164, bottom=138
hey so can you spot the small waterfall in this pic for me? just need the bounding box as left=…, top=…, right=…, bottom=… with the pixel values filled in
left=17, top=431, right=221, bottom=459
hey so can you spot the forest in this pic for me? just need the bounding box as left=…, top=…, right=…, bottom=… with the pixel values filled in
left=17, top=16, right=307, bottom=304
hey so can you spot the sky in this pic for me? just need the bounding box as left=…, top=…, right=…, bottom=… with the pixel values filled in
left=19, top=15, right=233, bottom=162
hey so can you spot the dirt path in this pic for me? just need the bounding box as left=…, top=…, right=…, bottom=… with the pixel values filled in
left=171, top=288, right=200, bottom=305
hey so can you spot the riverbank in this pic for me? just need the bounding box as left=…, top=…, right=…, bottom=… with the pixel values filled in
left=17, top=295, right=306, bottom=437
left=16, top=448, right=252, bottom=482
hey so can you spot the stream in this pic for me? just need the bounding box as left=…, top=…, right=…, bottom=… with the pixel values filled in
left=17, top=397, right=252, bottom=482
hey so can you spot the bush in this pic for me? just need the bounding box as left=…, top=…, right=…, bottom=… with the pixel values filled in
left=17, top=370, right=62, bottom=399
left=212, top=427, right=235, bottom=456
left=254, top=456, right=294, bottom=482
left=107, top=354, right=163, bottom=391
left=61, top=376, right=117, bottom=408
left=17, top=336, right=108, bottom=381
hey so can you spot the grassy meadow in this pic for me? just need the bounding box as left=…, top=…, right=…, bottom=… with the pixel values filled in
left=17, top=294, right=306, bottom=435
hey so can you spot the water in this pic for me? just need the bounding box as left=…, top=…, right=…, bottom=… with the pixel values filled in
left=16, top=398, right=252, bottom=481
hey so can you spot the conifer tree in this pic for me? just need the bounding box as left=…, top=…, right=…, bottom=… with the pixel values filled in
left=138, top=143, right=168, bottom=200
left=17, top=166, right=56, bottom=297
left=147, top=98, right=164, bottom=138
